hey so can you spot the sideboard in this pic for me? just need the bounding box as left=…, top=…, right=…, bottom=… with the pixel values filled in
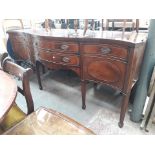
left=7, top=29, right=147, bottom=127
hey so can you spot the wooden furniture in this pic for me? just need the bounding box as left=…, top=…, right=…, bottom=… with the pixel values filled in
left=7, top=28, right=147, bottom=127
left=103, top=19, right=139, bottom=32
left=0, top=69, right=17, bottom=123
left=0, top=54, right=34, bottom=133
left=3, top=107, right=94, bottom=135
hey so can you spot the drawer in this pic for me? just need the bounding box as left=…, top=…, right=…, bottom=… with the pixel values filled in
left=82, top=56, right=127, bottom=90
left=80, top=44, right=128, bottom=60
left=38, top=50, right=79, bottom=66
left=35, top=39, right=79, bottom=53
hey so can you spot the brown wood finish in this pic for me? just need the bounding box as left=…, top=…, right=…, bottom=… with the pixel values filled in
left=80, top=43, right=128, bottom=60
left=36, top=40, right=79, bottom=53
left=1, top=55, right=34, bottom=114
left=0, top=70, right=17, bottom=123
left=9, top=32, right=30, bottom=61
left=3, top=107, right=95, bottom=135
left=7, top=29, right=147, bottom=128
left=82, top=56, right=127, bottom=90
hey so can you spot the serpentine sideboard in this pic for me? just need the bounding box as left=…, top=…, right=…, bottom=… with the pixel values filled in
left=7, top=29, right=147, bottom=127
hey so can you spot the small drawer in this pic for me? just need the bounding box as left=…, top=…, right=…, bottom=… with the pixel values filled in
left=52, top=53, right=80, bottom=66
left=35, top=39, right=79, bottom=53
left=80, top=44, right=128, bottom=60
left=38, top=50, right=79, bottom=66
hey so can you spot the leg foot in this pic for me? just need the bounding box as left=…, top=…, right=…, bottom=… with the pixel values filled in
left=82, top=104, right=86, bottom=110
left=118, top=122, right=124, bottom=128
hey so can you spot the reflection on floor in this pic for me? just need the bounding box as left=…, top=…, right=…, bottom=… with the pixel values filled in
left=16, top=70, right=155, bottom=134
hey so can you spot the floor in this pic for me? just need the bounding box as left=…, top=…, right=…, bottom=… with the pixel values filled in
left=16, top=69, right=155, bottom=135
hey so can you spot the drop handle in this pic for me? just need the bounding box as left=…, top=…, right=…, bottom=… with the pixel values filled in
left=100, top=47, right=111, bottom=54
left=61, top=44, right=69, bottom=50
left=62, top=57, right=70, bottom=63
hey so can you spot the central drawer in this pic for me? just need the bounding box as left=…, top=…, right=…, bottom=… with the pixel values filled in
left=35, top=39, right=79, bottom=53
left=80, top=43, right=128, bottom=60
left=38, top=50, right=79, bottom=66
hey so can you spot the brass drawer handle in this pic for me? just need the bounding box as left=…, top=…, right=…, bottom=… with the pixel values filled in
left=61, top=44, right=69, bottom=50
left=100, top=47, right=111, bottom=54
left=62, top=57, right=70, bottom=63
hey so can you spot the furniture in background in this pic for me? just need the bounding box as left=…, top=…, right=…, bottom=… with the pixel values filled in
left=102, top=19, right=139, bottom=32
left=0, top=54, right=34, bottom=133
left=0, top=54, right=94, bottom=134
left=7, top=27, right=147, bottom=128
left=3, top=107, right=94, bottom=135
left=140, top=66, right=155, bottom=131
left=2, top=19, right=24, bottom=46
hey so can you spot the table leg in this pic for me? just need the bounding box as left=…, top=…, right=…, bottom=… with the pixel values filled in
left=118, top=93, right=130, bottom=128
left=81, top=80, right=87, bottom=109
left=36, top=60, right=43, bottom=90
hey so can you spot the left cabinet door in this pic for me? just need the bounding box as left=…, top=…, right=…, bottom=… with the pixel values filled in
left=8, top=32, right=30, bottom=60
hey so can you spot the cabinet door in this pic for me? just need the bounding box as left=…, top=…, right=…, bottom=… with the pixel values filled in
left=82, top=56, right=127, bottom=90
left=9, top=34, right=30, bottom=60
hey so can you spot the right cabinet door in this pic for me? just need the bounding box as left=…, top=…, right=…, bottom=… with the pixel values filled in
left=82, top=55, right=127, bottom=90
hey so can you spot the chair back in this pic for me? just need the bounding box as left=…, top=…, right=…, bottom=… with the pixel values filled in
left=1, top=53, right=34, bottom=114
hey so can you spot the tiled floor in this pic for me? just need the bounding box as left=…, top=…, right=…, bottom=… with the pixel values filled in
left=16, top=69, right=155, bottom=134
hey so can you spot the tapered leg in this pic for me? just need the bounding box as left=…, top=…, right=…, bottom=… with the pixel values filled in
left=118, top=93, right=130, bottom=128
left=42, top=65, right=46, bottom=74
left=36, top=60, right=43, bottom=90
left=81, top=80, right=87, bottom=109
left=93, top=82, right=98, bottom=90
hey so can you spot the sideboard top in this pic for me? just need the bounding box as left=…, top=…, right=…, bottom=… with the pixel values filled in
left=7, top=28, right=148, bottom=45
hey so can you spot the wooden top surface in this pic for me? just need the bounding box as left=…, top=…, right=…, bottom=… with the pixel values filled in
left=0, top=70, right=17, bottom=122
left=8, top=28, right=148, bottom=45
left=4, top=107, right=94, bottom=135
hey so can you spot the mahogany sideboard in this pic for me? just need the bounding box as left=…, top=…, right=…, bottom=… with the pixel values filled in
left=7, top=29, right=147, bottom=127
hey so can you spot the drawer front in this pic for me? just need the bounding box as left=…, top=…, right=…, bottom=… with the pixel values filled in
left=52, top=53, right=80, bottom=66
left=38, top=50, right=79, bottom=66
left=82, top=56, right=127, bottom=90
left=35, top=39, right=79, bottom=53
left=80, top=44, right=128, bottom=60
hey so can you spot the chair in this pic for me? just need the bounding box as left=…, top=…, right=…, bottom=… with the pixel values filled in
left=0, top=53, right=34, bottom=133
left=2, top=19, right=24, bottom=46
left=103, top=19, right=139, bottom=32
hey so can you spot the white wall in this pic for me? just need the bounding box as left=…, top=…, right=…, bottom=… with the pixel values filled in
left=0, top=20, right=7, bottom=54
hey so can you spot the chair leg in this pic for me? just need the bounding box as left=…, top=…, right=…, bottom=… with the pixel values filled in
left=36, top=60, right=43, bottom=90
left=81, top=80, right=87, bottom=109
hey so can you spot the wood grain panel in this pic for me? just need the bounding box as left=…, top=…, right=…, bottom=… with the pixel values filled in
left=80, top=44, right=128, bottom=60
left=35, top=39, right=79, bottom=53
left=82, top=56, right=127, bottom=90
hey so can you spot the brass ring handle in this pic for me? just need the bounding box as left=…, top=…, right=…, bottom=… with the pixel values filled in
left=62, top=57, right=70, bottom=63
left=61, top=44, right=69, bottom=50
left=100, top=47, right=111, bottom=54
